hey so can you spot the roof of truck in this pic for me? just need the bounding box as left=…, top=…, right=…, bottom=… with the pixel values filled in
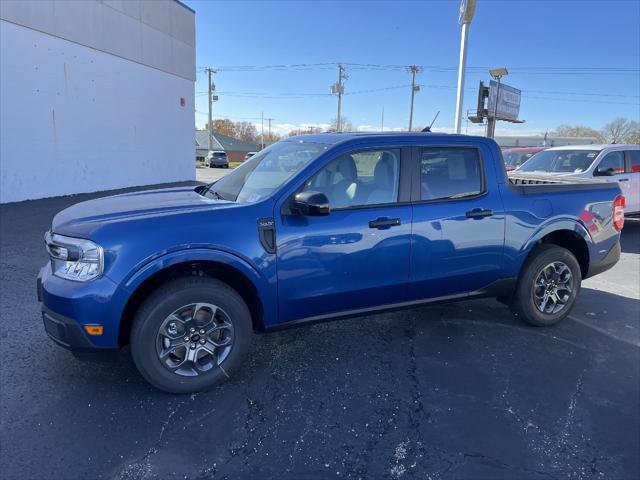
left=545, top=144, right=639, bottom=151
left=284, top=131, right=488, bottom=145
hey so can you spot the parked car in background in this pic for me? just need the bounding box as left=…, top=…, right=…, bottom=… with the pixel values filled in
left=244, top=151, right=258, bottom=161
left=38, top=133, right=625, bottom=393
left=511, top=144, right=639, bottom=215
left=502, top=147, right=545, bottom=171
left=206, top=151, right=229, bottom=168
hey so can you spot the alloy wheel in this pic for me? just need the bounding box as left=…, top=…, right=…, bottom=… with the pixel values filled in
left=155, top=303, right=234, bottom=377
left=533, top=261, right=573, bottom=314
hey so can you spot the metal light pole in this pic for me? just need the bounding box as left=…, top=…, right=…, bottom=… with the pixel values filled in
left=454, top=0, right=477, bottom=134
left=487, top=67, right=508, bottom=138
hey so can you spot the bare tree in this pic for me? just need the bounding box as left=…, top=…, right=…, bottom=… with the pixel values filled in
left=552, top=124, right=600, bottom=138
left=600, top=118, right=639, bottom=144
left=207, top=119, right=236, bottom=137
left=328, top=117, right=354, bottom=132
left=287, top=126, right=324, bottom=137
left=263, top=132, right=282, bottom=144
left=625, top=130, right=640, bottom=145
left=234, top=122, right=258, bottom=143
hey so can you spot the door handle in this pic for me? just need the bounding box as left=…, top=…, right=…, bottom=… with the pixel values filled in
left=466, top=208, right=493, bottom=219
left=618, top=178, right=629, bottom=182
left=369, top=217, right=401, bottom=229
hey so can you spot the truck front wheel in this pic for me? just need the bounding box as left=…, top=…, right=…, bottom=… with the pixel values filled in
left=130, top=277, right=252, bottom=393
left=511, top=245, right=582, bottom=327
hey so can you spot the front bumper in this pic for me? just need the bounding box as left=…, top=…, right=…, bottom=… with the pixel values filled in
left=38, top=264, right=128, bottom=351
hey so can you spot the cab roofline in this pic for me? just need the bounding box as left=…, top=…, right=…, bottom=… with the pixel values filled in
left=281, top=131, right=493, bottom=146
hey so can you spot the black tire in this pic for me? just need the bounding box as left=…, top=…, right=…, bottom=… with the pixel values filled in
left=130, top=277, right=252, bottom=393
left=511, top=244, right=581, bottom=327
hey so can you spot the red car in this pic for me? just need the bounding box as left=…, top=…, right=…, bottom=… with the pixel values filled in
left=502, top=147, right=545, bottom=171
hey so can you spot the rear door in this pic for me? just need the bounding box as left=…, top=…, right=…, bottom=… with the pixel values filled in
left=625, top=149, right=640, bottom=214
left=409, top=143, right=506, bottom=300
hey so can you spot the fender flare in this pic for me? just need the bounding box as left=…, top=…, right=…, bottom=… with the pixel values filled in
left=521, top=217, right=593, bottom=257
left=122, top=248, right=267, bottom=300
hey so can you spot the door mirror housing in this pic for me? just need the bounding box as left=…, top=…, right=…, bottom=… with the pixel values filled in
left=594, top=167, right=617, bottom=177
left=292, top=191, right=330, bottom=216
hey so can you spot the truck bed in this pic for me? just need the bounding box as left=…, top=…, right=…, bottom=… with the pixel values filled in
left=508, top=173, right=617, bottom=194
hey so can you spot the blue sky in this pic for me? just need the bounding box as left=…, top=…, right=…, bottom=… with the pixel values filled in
left=184, top=0, right=640, bottom=136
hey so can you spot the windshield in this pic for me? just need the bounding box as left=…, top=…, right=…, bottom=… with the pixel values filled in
left=518, top=149, right=601, bottom=173
left=212, top=152, right=226, bottom=157
left=203, top=141, right=328, bottom=203
left=503, top=151, right=537, bottom=168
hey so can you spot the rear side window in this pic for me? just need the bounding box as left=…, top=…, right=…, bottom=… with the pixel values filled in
left=628, top=150, right=640, bottom=173
left=595, top=151, right=625, bottom=175
left=420, top=148, right=483, bottom=201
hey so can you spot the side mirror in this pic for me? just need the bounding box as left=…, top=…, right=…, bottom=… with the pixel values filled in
left=292, top=191, right=330, bottom=216
left=594, top=167, right=616, bottom=177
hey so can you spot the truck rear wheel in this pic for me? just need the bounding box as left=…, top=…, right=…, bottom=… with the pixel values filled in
left=511, top=244, right=581, bottom=327
left=130, top=277, right=252, bottom=393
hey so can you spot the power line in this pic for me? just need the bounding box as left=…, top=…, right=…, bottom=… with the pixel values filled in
left=198, top=62, right=639, bottom=75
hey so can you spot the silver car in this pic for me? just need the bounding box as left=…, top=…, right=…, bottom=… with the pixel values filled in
left=511, top=144, right=640, bottom=215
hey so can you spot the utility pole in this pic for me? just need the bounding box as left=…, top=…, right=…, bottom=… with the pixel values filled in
left=407, top=65, right=422, bottom=131
left=260, top=112, right=264, bottom=150
left=204, top=67, right=217, bottom=151
left=266, top=117, right=274, bottom=141
left=331, top=64, right=347, bottom=131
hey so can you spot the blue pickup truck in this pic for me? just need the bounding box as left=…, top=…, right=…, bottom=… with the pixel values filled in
left=38, top=133, right=626, bottom=393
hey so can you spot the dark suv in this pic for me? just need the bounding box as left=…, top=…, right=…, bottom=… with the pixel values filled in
left=206, top=151, right=229, bottom=168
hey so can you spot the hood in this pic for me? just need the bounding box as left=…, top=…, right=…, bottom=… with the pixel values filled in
left=52, top=186, right=232, bottom=238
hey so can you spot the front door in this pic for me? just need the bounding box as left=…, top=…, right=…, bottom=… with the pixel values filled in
left=276, top=147, right=412, bottom=323
left=625, top=150, right=640, bottom=214
left=409, top=145, right=506, bottom=300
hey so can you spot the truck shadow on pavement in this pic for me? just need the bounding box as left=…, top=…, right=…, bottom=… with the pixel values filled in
left=621, top=219, right=640, bottom=254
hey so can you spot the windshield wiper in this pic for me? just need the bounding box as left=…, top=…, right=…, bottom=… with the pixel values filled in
left=208, top=189, right=224, bottom=200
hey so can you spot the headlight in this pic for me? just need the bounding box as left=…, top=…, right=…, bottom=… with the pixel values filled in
left=44, top=232, right=104, bottom=282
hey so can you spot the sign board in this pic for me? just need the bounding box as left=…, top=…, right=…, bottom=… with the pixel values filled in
left=487, top=80, right=521, bottom=122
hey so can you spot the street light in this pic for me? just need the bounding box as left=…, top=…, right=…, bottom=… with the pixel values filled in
left=488, top=67, right=508, bottom=138
left=454, top=0, right=477, bottom=134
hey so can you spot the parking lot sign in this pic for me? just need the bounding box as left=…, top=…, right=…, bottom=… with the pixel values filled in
left=487, top=80, right=521, bottom=121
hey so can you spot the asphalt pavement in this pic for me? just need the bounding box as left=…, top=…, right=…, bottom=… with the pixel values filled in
left=0, top=182, right=638, bottom=480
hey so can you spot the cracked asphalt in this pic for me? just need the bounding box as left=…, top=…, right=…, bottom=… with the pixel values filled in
left=1, top=184, right=638, bottom=480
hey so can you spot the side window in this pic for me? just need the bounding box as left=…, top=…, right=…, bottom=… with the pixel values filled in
left=628, top=150, right=640, bottom=173
left=420, top=148, right=483, bottom=201
left=302, top=149, right=401, bottom=209
left=595, top=151, right=625, bottom=175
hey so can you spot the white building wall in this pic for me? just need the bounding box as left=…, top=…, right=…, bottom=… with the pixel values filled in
left=0, top=0, right=195, bottom=203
